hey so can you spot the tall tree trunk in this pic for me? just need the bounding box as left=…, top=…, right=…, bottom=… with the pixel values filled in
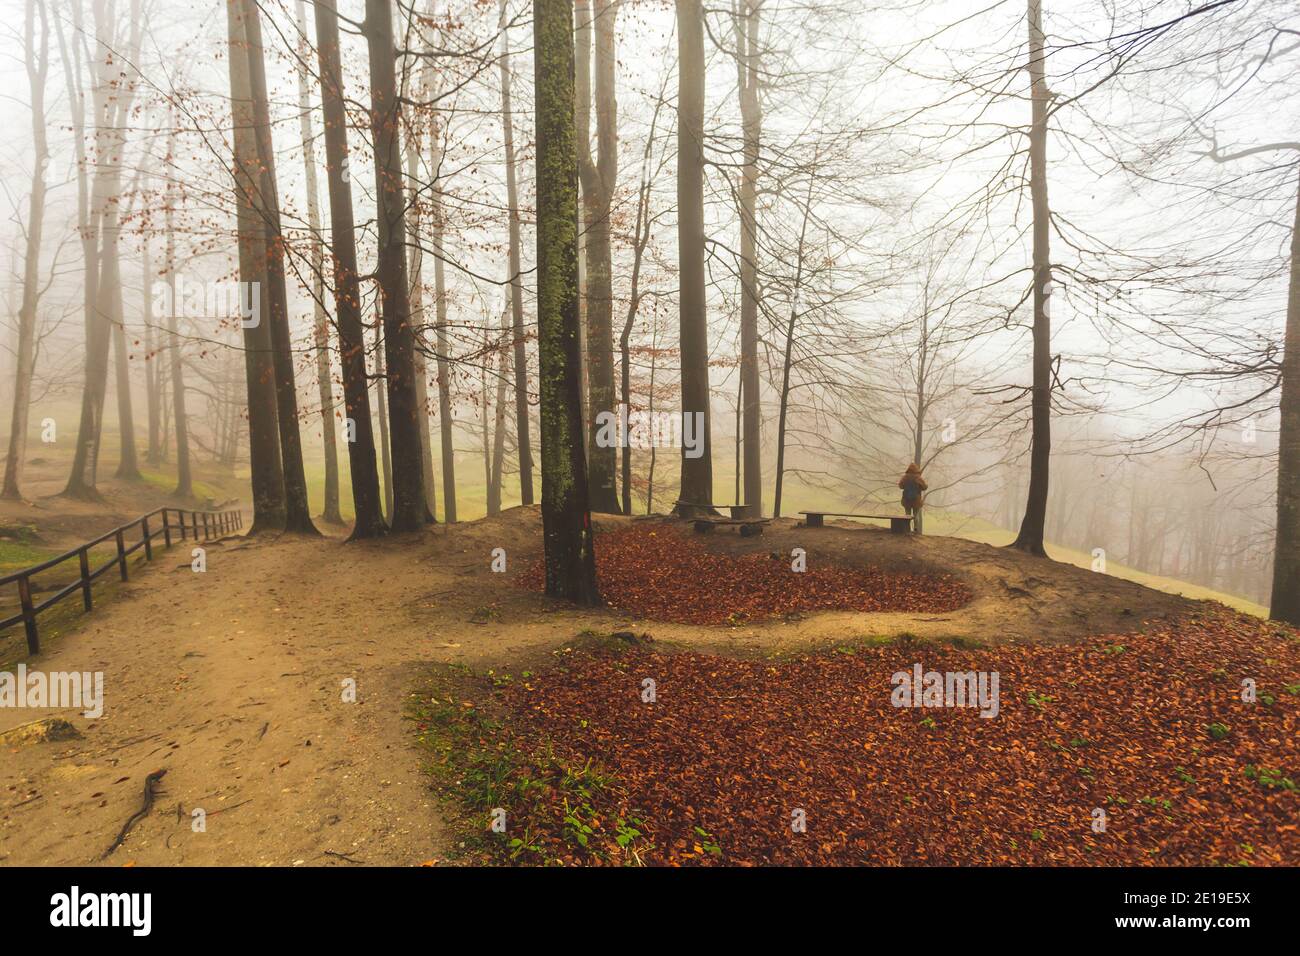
left=481, top=327, right=492, bottom=507
left=1010, top=0, right=1052, bottom=556
left=734, top=0, right=762, bottom=517
left=1, top=0, right=49, bottom=501
left=294, top=0, right=343, bottom=525
left=534, top=0, right=600, bottom=604
left=576, top=0, right=621, bottom=513
left=618, top=93, right=663, bottom=517
left=619, top=192, right=648, bottom=517
left=142, top=231, right=162, bottom=465
left=674, top=0, right=714, bottom=515
left=361, top=0, right=426, bottom=532
left=645, top=326, right=659, bottom=513
left=772, top=302, right=796, bottom=519
left=912, top=296, right=928, bottom=535
left=112, top=160, right=145, bottom=482
left=160, top=355, right=171, bottom=461
left=239, top=0, right=318, bottom=535
left=430, top=115, right=457, bottom=522
left=312, top=0, right=386, bottom=538
left=111, top=287, right=140, bottom=477
left=226, top=0, right=286, bottom=533
left=374, top=316, right=394, bottom=521
left=498, top=0, right=533, bottom=506
left=164, top=123, right=193, bottom=499
left=65, top=0, right=142, bottom=499
left=1270, top=168, right=1300, bottom=625
left=488, top=312, right=509, bottom=516
left=771, top=175, right=813, bottom=519
left=404, top=23, right=437, bottom=523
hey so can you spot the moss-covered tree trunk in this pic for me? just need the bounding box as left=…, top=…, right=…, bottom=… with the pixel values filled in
left=534, top=0, right=600, bottom=604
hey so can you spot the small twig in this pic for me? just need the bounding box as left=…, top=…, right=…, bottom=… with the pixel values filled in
left=322, top=849, right=367, bottom=864
left=206, top=799, right=252, bottom=817
left=102, top=769, right=167, bottom=860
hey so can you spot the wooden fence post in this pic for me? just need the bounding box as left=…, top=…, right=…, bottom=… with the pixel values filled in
left=142, top=516, right=152, bottom=561
left=79, top=547, right=92, bottom=611
left=116, top=528, right=129, bottom=581
left=17, top=574, right=38, bottom=654
left=163, top=509, right=172, bottom=547
left=202, top=513, right=210, bottom=540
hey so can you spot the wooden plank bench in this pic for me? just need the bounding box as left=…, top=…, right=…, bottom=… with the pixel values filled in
left=693, top=516, right=769, bottom=537
left=799, top=511, right=913, bottom=533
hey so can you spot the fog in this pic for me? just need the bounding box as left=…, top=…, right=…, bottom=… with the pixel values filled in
left=1, top=0, right=1296, bottom=613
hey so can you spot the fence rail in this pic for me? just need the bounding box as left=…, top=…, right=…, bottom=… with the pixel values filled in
left=0, top=506, right=243, bottom=655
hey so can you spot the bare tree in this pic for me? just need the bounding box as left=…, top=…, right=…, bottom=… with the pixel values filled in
left=576, top=0, right=621, bottom=513
left=1, top=0, right=50, bottom=500
left=312, top=0, right=386, bottom=538
left=498, top=0, right=533, bottom=506
left=293, top=0, right=343, bottom=525
left=238, top=0, right=317, bottom=534
left=362, top=0, right=427, bottom=531
left=226, top=0, right=285, bottom=532
left=64, top=0, right=143, bottom=499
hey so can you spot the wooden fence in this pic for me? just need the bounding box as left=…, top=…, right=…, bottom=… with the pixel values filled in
left=0, top=507, right=243, bottom=656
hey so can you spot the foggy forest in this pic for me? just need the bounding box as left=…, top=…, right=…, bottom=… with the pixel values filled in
left=0, top=0, right=1296, bottom=882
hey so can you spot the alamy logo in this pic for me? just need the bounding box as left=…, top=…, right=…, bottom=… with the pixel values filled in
left=0, top=663, right=103, bottom=718
left=890, top=663, right=1000, bottom=718
left=49, top=886, right=151, bottom=936
left=593, top=405, right=705, bottom=459
left=152, top=274, right=260, bottom=327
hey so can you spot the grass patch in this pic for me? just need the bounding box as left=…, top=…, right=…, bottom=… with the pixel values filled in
left=409, top=659, right=654, bottom=866
left=0, top=538, right=60, bottom=573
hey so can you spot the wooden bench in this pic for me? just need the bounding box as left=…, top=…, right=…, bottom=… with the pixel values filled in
left=693, top=516, right=769, bottom=537
left=799, top=511, right=913, bottom=534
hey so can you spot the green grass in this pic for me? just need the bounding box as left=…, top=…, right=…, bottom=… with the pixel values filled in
left=137, top=466, right=232, bottom=504
left=0, top=539, right=60, bottom=573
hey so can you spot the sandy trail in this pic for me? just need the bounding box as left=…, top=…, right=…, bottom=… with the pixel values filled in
left=1, top=530, right=449, bottom=866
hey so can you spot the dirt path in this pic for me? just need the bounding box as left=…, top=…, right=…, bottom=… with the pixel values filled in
left=0, top=507, right=1201, bottom=866
left=0, top=530, right=453, bottom=866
